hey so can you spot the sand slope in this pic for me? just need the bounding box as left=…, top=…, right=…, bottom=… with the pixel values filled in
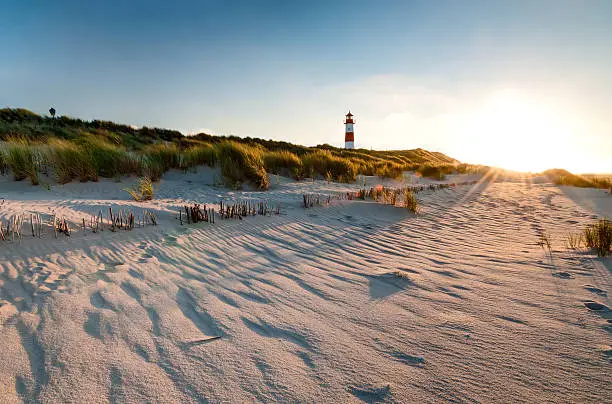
left=0, top=172, right=610, bottom=403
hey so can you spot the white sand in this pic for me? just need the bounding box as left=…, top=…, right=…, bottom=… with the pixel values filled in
left=0, top=170, right=610, bottom=402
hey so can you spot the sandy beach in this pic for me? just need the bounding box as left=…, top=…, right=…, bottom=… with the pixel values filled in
left=0, top=171, right=609, bottom=403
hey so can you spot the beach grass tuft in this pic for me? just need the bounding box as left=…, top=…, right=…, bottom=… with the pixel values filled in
left=583, top=218, right=612, bottom=257
left=123, top=176, right=154, bottom=201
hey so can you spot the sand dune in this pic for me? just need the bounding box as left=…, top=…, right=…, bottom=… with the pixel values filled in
left=0, top=171, right=610, bottom=402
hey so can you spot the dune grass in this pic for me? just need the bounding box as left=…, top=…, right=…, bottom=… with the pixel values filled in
left=180, top=143, right=217, bottom=171
left=544, top=169, right=611, bottom=190
left=0, top=135, right=474, bottom=188
left=263, top=150, right=302, bottom=177
left=583, top=218, right=612, bottom=257
left=142, top=143, right=180, bottom=181
left=0, top=107, right=470, bottom=188
left=416, top=164, right=455, bottom=180
left=123, top=176, right=154, bottom=201
left=0, top=148, right=7, bottom=175
left=216, top=141, right=269, bottom=190
left=301, top=149, right=357, bottom=183
left=374, top=162, right=405, bottom=181
left=48, top=139, right=98, bottom=183
left=3, top=141, right=41, bottom=184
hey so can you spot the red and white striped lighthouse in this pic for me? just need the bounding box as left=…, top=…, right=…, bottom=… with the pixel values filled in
left=344, top=111, right=355, bottom=149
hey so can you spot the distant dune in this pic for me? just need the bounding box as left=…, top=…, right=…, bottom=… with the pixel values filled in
left=0, top=107, right=462, bottom=190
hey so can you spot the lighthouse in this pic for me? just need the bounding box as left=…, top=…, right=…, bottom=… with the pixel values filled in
left=344, top=111, right=355, bottom=149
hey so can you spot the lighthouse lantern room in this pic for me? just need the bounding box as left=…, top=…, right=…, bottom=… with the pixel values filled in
left=344, top=111, right=355, bottom=149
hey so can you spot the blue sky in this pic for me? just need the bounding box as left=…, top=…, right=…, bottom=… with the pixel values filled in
left=2, top=1, right=611, bottom=172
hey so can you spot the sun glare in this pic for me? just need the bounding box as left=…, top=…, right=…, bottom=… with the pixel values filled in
left=463, top=90, right=584, bottom=173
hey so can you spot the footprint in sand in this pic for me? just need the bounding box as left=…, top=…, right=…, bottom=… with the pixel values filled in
left=350, top=384, right=392, bottom=403
left=128, top=269, right=145, bottom=280
left=90, top=290, right=117, bottom=311
left=138, top=249, right=155, bottom=263
left=163, top=234, right=179, bottom=247
left=552, top=271, right=573, bottom=279
left=102, top=262, right=126, bottom=273
left=584, top=285, right=607, bottom=296
left=30, top=263, right=47, bottom=273
left=583, top=301, right=609, bottom=312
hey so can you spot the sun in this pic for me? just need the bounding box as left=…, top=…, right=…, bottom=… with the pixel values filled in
left=462, top=90, right=583, bottom=173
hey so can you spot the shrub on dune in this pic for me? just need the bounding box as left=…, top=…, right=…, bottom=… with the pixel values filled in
left=216, top=141, right=269, bottom=190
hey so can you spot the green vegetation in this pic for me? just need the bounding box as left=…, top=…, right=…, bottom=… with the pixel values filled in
left=583, top=218, right=612, bottom=257
left=301, top=150, right=357, bottom=183
left=1, top=107, right=466, bottom=188
left=263, top=150, right=302, bottom=177
left=216, top=141, right=269, bottom=190
left=4, top=141, right=41, bottom=185
left=180, top=143, right=217, bottom=171
left=48, top=139, right=97, bottom=183
left=123, top=177, right=154, bottom=201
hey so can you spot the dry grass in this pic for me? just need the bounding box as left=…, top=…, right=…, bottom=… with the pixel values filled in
left=566, top=232, right=583, bottom=250
left=538, top=231, right=552, bottom=253
left=403, top=189, right=419, bottom=214
left=545, top=169, right=611, bottom=190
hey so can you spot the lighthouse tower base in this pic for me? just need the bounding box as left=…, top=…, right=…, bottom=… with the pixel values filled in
left=345, top=141, right=354, bottom=150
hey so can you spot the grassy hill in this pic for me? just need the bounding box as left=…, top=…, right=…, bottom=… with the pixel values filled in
left=0, top=108, right=467, bottom=189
